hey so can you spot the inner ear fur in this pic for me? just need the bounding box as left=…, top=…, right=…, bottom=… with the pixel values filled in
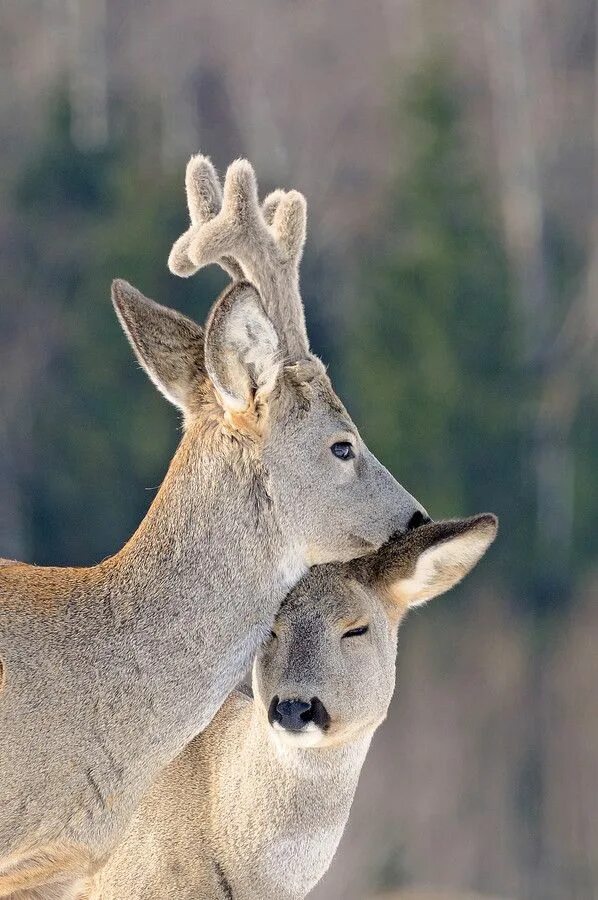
left=352, top=514, right=498, bottom=612
left=204, top=280, right=281, bottom=421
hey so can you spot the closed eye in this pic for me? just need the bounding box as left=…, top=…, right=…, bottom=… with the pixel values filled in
left=331, top=441, right=355, bottom=461
left=342, top=624, right=369, bottom=639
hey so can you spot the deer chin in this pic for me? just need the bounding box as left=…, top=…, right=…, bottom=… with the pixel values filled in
left=306, top=535, right=377, bottom=567
left=270, top=721, right=326, bottom=749
left=279, top=545, right=309, bottom=592
left=346, top=534, right=379, bottom=556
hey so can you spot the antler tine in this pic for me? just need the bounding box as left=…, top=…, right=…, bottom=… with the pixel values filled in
left=262, top=189, right=287, bottom=227
left=169, top=157, right=310, bottom=358
left=186, top=154, right=221, bottom=223
left=168, top=155, right=244, bottom=281
left=271, top=190, right=307, bottom=267
left=267, top=189, right=308, bottom=356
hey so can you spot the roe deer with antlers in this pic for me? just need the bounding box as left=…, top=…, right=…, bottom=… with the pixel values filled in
left=87, top=516, right=497, bottom=900
left=0, top=155, right=428, bottom=898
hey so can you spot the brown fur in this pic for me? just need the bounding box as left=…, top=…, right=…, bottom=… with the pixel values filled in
left=169, top=156, right=309, bottom=359
left=0, top=844, right=91, bottom=898
left=87, top=517, right=498, bottom=900
left=0, top=154, right=427, bottom=897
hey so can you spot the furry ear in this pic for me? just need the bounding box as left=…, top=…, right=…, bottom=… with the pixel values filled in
left=204, top=281, right=281, bottom=416
left=356, top=514, right=498, bottom=610
left=112, top=279, right=206, bottom=419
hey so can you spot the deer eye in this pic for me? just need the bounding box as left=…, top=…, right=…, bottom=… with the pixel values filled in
left=331, top=441, right=355, bottom=461
left=342, top=624, right=369, bottom=639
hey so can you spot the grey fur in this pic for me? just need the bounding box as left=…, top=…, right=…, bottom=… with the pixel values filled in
left=0, top=154, right=427, bottom=897
left=168, top=155, right=308, bottom=359
left=86, top=516, right=498, bottom=900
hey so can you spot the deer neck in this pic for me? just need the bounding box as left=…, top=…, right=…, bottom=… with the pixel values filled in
left=96, top=428, right=307, bottom=763
left=210, top=700, right=371, bottom=900
left=0, top=426, right=309, bottom=870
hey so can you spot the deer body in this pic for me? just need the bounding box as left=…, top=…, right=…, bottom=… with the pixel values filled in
left=0, top=156, right=426, bottom=898
left=87, top=516, right=498, bottom=900
left=0, top=436, right=302, bottom=886
left=88, top=692, right=370, bottom=900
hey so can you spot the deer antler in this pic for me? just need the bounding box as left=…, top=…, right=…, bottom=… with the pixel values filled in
left=168, top=155, right=244, bottom=282
left=168, top=155, right=309, bottom=359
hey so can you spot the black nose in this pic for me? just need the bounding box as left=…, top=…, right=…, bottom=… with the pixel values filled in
left=407, top=510, right=432, bottom=531
left=269, top=697, right=312, bottom=731
left=268, top=695, right=331, bottom=732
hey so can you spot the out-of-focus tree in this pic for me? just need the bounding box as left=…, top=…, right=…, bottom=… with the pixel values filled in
left=9, top=85, right=332, bottom=566
left=12, top=89, right=224, bottom=565
left=348, top=59, right=522, bottom=583
left=485, top=0, right=598, bottom=606
left=483, top=5, right=598, bottom=890
left=348, top=49, right=598, bottom=607
left=339, top=50, right=598, bottom=898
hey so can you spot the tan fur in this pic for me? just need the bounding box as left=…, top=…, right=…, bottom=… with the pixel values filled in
left=0, top=154, right=427, bottom=897
left=0, top=844, right=91, bottom=898
left=87, top=517, right=497, bottom=900
left=169, top=155, right=309, bottom=359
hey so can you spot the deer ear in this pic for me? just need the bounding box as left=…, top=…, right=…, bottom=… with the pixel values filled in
left=112, top=279, right=206, bottom=419
left=204, top=281, right=281, bottom=415
left=360, top=515, right=498, bottom=610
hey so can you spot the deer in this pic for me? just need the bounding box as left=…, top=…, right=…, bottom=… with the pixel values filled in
left=85, top=514, right=498, bottom=900
left=0, top=155, right=429, bottom=899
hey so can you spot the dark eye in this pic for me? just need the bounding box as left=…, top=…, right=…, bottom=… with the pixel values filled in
left=269, top=630, right=277, bottom=641
left=331, top=441, right=355, bottom=461
left=342, top=624, right=369, bottom=639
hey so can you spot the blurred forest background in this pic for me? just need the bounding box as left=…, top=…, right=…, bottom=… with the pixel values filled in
left=1, top=1, right=598, bottom=898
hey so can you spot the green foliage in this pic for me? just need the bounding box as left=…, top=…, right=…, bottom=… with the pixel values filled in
left=15, top=89, right=225, bottom=565
left=349, top=60, right=525, bottom=586
left=12, top=69, right=596, bottom=595
left=16, top=91, right=117, bottom=214
left=12, top=86, right=333, bottom=567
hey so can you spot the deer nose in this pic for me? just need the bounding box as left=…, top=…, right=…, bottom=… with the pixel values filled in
left=268, top=696, right=331, bottom=732
left=407, top=510, right=432, bottom=531
left=269, top=697, right=312, bottom=731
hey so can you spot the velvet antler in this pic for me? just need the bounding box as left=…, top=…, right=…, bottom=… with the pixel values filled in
left=168, top=155, right=308, bottom=359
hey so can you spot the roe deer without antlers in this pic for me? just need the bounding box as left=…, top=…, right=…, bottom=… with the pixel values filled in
left=0, top=155, right=428, bottom=898
left=87, top=516, right=498, bottom=900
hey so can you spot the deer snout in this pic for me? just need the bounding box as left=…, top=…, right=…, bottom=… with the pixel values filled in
left=268, top=696, right=331, bottom=733
left=407, top=510, right=432, bottom=530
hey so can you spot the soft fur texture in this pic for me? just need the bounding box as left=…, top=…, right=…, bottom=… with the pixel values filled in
left=169, top=155, right=308, bottom=359
left=0, top=156, right=427, bottom=898
left=86, top=517, right=497, bottom=900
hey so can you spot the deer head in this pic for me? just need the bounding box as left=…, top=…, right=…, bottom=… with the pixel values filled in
left=254, top=514, right=498, bottom=748
left=113, top=155, right=428, bottom=566
left=80, top=517, right=498, bottom=900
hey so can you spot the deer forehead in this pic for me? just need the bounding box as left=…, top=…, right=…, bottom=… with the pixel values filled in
left=275, top=572, right=382, bottom=631
left=275, top=359, right=348, bottom=421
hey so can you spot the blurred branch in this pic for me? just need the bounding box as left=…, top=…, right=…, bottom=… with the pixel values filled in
left=66, top=0, right=108, bottom=150
left=486, top=0, right=551, bottom=369
left=551, top=0, right=598, bottom=385
left=534, top=0, right=598, bottom=558
left=484, top=0, right=597, bottom=581
left=0, top=255, right=60, bottom=561
left=485, top=5, right=598, bottom=893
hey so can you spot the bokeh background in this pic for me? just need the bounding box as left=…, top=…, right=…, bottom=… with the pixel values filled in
left=1, top=2, right=598, bottom=898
